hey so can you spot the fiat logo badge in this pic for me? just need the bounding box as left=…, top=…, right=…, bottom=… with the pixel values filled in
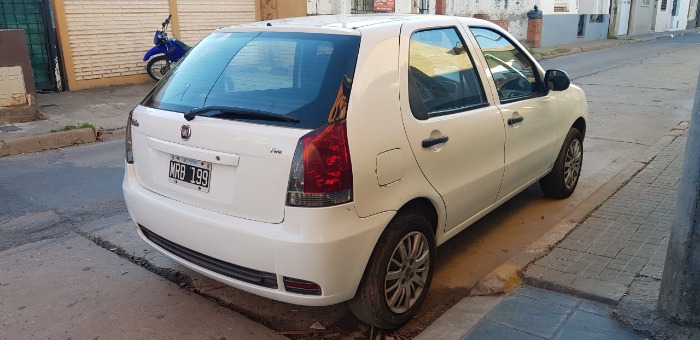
left=180, top=125, right=191, bottom=141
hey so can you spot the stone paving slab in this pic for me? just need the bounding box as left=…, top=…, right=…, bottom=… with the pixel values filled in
left=524, top=135, right=686, bottom=302
left=463, top=287, right=642, bottom=340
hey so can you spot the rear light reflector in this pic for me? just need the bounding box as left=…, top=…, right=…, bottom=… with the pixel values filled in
left=283, top=277, right=322, bottom=295
left=286, top=120, right=353, bottom=207
left=125, top=109, right=134, bottom=164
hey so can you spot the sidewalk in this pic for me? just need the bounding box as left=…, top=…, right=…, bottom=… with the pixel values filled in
left=417, top=128, right=700, bottom=339
left=529, top=27, right=700, bottom=60
left=0, top=83, right=151, bottom=156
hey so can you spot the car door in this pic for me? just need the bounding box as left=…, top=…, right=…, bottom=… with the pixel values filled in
left=466, top=26, right=560, bottom=200
left=399, top=20, right=505, bottom=232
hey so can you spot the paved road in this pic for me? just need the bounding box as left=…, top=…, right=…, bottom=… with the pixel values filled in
left=0, top=142, right=283, bottom=339
left=1, top=34, right=698, bottom=338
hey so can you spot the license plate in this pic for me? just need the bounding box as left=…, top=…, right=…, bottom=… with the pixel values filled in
left=168, top=155, right=211, bottom=193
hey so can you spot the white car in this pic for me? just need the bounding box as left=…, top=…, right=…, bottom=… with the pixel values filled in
left=123, top=14, right=587, bottom=329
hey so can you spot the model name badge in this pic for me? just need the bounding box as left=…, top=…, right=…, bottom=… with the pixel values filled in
left=270, top=147, right=282, bottom=154
left=178, top=156, right=199, bottom=165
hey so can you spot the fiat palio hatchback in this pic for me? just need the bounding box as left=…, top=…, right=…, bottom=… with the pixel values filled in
left=123, top=14, right=587, bottom=329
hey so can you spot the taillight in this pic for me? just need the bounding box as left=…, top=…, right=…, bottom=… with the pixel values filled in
left=286, top=120, right=353, bottom=207
left=125, top=109, right=134, bottom=164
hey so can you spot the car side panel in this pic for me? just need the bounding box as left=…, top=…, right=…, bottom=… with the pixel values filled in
left=348, top=24, right=446, bottom=229
left=397, top=19, right=507, bottom=232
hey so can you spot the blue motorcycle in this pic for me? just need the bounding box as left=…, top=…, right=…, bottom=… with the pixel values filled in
left=144, top=15, right=191, bottom=80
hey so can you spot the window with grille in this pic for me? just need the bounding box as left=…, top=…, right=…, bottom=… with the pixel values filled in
left=642, top=0, right=651, bottom=6
left=661, top=0, right=668, bottom=10
left=554, top=0, right=569, bottom=12
left=352, top=0, right=375, bottom=13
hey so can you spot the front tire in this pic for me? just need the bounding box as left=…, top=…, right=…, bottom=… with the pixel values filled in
left=146, top=55, right=170, bottom=81
left=540, top=128, right=583, bottom=198
left=348, top=212, right=435, bottom=329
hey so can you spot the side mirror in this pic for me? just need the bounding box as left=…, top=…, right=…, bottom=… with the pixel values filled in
left=545, top=69, right=570, bottom=91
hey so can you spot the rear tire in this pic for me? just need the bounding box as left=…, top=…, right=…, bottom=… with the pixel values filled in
left=146, top=55, right=170, bottom=81
left=540, top=128, right=583, bottom=199
left=348, top=212, right=435, bottom=329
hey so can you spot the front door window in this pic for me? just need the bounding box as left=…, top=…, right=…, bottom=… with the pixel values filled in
left=470, top=27, right=544, bottom=103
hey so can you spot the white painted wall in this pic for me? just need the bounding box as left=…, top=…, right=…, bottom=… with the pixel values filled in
left=308, top=0, right=434, bottom=15
left=446, top=0, right=539, bottom=16
left=307, top=0, right=349, bottom=15
left=671, top=0, right=691, bottom=30
left=654, top=0, right=673, bottom=31
left=394, top=0, right=436, bottom=14
left=579, top=0, right=611, bottom=13
left=445, top=0, right=539, bottom=39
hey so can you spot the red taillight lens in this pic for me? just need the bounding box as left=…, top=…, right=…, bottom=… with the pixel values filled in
left=125, top=109, right=134, bottom=164
left=286, top=120, right=353, bottom=207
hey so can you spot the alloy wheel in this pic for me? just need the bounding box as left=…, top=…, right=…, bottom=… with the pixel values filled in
left=564, top=138, right=582, bottom=190
left=384, top=231, right=430, bottom=314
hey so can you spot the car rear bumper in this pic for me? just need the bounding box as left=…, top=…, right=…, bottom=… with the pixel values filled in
left=122, top=165, right=393, bottom=306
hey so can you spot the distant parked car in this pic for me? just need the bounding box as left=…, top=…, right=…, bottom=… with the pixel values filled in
left=123, top=14, right=587, bottom=329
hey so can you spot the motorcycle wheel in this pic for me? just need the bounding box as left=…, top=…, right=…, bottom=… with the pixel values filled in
left=146, top=55, right=171, bottom=81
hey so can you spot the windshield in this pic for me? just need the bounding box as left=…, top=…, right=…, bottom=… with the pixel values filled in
left=142, top=31, right=361, bottom=129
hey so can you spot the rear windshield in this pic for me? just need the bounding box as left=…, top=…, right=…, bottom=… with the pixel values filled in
left=142, top=32, right=360, bottom=129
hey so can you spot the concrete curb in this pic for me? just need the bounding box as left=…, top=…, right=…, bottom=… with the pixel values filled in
left=468, top=121, right=689, bottom=298
left=97, top=127, right=126, bottom=142
left=468, top=160, right=647, bottom=297
left=0, top=127, right=98, bottom=157
left=533, top=28, right=700, bottom=61
left=534, top=40, right=636, bottom=60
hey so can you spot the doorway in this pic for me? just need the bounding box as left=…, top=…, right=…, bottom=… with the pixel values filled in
left=618, top=0, right=633, bottom=35
left=0, top=0, right=62, bottom=91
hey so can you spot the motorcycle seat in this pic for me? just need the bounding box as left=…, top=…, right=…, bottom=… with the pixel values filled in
left=173, top=39, right=191, bottom=52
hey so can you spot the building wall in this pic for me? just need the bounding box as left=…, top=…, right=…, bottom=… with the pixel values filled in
left=629, top=0, right=655, bottom=34
left=446, top=0, right=538, bottom=40
left=584, top=15, right=612, bottom=40
left=307, top=0, right=350, bottom=14
left=671, top=0, right=691, bottom=29
left=0, top=30, right=40, bottom=123
left=308, top=0, right=435, bottom=14
left=58, top=0, right=170, bottom=86
left=540, top=14, right=610, bottom=46
left=177, top=1, right=256, bottom=43
left=687, top=0, right=698, bottom=27
left=579, top=0, right=611, bottom=13
left=654, top=0, right=673, bottom=31
left=53, top=0, right=283, bottom=91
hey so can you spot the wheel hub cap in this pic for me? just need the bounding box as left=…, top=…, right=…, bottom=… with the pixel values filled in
left=564, top=139, right=582, bottom=190
left=384, top=231, right=430, bottom=314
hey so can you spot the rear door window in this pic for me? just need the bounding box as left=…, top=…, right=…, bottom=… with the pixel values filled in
left=408, top=27, right=488, bottom=118
left=142, top=32, right=360, bottom=129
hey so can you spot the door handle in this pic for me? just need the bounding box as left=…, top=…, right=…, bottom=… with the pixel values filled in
left=422, top=136, right=449, bottom=148
left=507, top=116, right=524, bottom=125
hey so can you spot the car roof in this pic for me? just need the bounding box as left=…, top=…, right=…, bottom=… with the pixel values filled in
left=216, top=14, right=498, bottom=35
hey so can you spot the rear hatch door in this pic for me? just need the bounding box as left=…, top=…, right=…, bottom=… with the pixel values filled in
left=131, top=30, right=361, bottom=223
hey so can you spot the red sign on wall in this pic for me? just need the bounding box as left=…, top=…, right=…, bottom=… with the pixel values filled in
left=374, top=0, right=396, bottom=13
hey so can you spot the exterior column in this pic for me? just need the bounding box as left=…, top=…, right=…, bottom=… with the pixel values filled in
left=658, top=72, right=700, bottom=325
left=436, top=0, right=446, bottom=14
left=167, top=0, right=181, bottom=39
left=527, top=18, right=542, bottom=47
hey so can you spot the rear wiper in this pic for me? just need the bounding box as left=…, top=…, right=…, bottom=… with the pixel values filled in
left=184, top=106, right=300, bottom=123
